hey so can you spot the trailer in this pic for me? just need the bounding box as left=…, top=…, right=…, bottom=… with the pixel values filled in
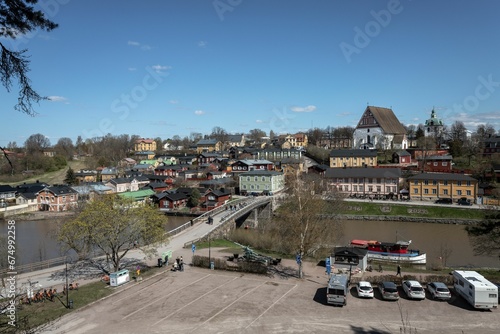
left=452, top=270, right=498, bottom=309
left=326, top=274, right=349, bottom=306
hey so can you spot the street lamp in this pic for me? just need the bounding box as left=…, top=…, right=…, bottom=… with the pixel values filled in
left=65, top=257, right=69, bottom=308
left=208, top=232, right=211, bottom=269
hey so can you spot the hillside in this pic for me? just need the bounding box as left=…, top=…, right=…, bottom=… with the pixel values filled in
left=2, top=159, right=88, bottom=186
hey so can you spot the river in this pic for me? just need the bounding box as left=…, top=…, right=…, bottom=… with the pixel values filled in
left=0, top=217, right=498, bottom=269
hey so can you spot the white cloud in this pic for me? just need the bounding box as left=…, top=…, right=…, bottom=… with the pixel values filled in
left=128, top=67, right=137, bottom=71
left=194, top=110, right=205, bottom=115
left=47, top=96, right=67, bottom=102
left=151, top=65, right=172, bottom=74
left=198, top=41, right=207, bottom=47
left=169, top=100, right=179, bottom=104
left=256, top=119, right=264, bottom=123
left=290, top=105, right=317, bottom=113
left=128, top=40, right=151, bottom=50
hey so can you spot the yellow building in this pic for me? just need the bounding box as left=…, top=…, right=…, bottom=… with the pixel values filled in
left=329, top=149, right=378, bottom=168
left=408, top=173, right=478, bottom=202
left=134, top=138, right=157, bottom=152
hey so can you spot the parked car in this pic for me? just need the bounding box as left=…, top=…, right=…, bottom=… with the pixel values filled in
left=378, top=281, right=399, bottom=300
left=356, top=281, right=374, bottom=298
left=457, top=197, right=472, bottom=206
left=402, top=280, right=426, bottom=300
left=435, top=198, right=452, bottom=204
left=427, top=282, right=451, bottom=300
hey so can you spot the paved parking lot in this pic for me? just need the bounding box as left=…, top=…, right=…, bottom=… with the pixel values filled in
left=44, top=265, right=499, bottom=334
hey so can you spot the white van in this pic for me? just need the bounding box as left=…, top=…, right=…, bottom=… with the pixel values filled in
left=326, top=274, right=349, bottom=306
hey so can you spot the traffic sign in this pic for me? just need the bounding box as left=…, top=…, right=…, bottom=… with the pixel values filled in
left=191, top=244, right=196, bottom=254
left=296, top=254, right=301, bottom=265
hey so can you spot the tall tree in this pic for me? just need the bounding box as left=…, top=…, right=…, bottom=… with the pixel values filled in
left=0, top=0, right=58, bottom=116
left=187, top=188, right=201, bottom=208
left=24, top=133, right=50, bottom=154
left=64, top=166, right=77, bottom=185
left=465, top=210, right=500, bottom=258
left=270, top=173, right=343, bottom=278
left=247, top=128, right=266, bottom=145
left=57, top=195, right=169, bottom=273
left=210, top=126, right=228, bottom=147
left=54, top=137, right=74, bottom=159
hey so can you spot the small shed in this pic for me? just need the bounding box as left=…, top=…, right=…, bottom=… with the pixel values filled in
left=332, top=247, right=368, bottom=272
left=109, top=269, right=130, bottom=287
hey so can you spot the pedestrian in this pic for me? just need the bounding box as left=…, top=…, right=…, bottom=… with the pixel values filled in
left=164, top=254, right=169, bottom=266
left=397, top=264, right=401, bottom=277
left=176, top=256, right=180, bottom=266
left=180, top=256, right=184, bottom=272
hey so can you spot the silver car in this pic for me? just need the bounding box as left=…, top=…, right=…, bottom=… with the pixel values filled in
left=378, top=281, right=399, bottom=300
left=402, top=280, right=426, bottom=300
left=427, top=282, right=451, bottom=300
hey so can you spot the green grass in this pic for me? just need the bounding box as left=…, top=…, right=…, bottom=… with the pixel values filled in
left=14, top=280, right=113, bottom=331
left=338, top=201, right=485, bottom=220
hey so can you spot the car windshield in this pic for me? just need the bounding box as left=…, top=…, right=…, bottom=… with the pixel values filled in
left=360, top=286, right=371, bottom=291
left=384, top=287, right=397, bottom=293
left=436, top=288, right=449, bottom=292
left=411, top=286, right=423, bottom=292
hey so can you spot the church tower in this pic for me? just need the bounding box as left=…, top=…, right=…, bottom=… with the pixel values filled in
left=424, top=108, right=444, bottom=138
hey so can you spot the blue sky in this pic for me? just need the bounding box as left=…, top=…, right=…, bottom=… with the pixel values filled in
left=1, top=0, right=500, bottom=147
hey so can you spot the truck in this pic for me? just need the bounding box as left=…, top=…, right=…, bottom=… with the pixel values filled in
left=452, top=270, right=498, bottom=309
left=326, top=274, right=349, bottom=306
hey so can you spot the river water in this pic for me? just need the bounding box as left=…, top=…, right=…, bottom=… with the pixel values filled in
left=1, top=217, right=498, bottom=269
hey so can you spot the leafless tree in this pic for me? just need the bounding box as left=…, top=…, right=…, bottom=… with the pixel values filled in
left=24, top=133, right=50, bottom=155
left=270, top=173, right=344, bottom=278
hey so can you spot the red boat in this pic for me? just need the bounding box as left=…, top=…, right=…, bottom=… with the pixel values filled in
left=350, top=239, right=426, bottom=264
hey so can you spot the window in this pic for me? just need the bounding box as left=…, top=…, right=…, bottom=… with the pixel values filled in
left=261, top=176, right=266, bottom=182
left=242, top=185, right=247, bottom=190
left=443, top=189, right=448, bottom=195
left=254, top=176, right=258, bottom=182
left=377, top=178, right=381, bottom=184
left=414, top=188, right=418, bottom=194
left=353, top=185, right=357, bottom=192
left=432, top=189, right=437, bottom=194
left=424, top=180, right=429, bottom=185
left=466, top=190, right=471, bottom=196
left=424, top=189, right=429, bottom=194
left=443, top=162, right=448, bottom=166
left=457, top=181, right=462, bottom=186
left=250, top=185, right=254, bottom=190
left=246, top=176, right=250, bottom=181
left=432, top=180, right=437, bottom=185
left=457, top=190, right=462, bottom=195
left=444, top=181, right=448, bottom=185
left=368, top=186, right=373, bottom=192
left=414, top=181, right=418, bottom=185
left=377, top=186, right=381, bottom=192
left=368, top=178, right=373, bottom=184
left=466, top=181, right=471, bottom=186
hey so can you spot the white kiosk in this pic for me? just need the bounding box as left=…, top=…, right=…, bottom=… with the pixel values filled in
left=109, top=269, right=130, bottom=287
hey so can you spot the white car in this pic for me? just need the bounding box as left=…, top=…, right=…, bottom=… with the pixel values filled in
left=356, top=281, right=374, bottom=298
left=402, top=280, right=426, bottom=300
left=427, top=282, right=451, bottom=300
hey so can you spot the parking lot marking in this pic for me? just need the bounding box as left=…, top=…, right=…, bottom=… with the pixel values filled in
left=190, top=281, right=268, bottom=331
left=151, top=276, right=239, bottom=326
left=111, top=274, right=170, bottom=305
left=245, top=284, right=298, bottom=330
left=122, top=274, right=212, bottom=319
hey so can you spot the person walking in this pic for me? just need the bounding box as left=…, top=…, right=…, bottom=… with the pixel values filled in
left=179, top=256, right=184, bottom=271
left=396, top=264, right=401, bottom=277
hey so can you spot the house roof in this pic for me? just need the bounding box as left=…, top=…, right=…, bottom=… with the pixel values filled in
left=117, top=189, right=155, bottom=200
left=239, top=170, right=283, bottom=177
left=324, top=167, right=402, bottom=178
left=234, top=159, right=274, bottom=166
left=394, top=150, right=411, bottom=157
left=329, top=149, right=377, bottom=158
left=407, top=173, right=477, bottom=182
left=107, top=177, right=134, bottom=185
left=0, top=185, right=17, bottom=193
left=162, top=192, right=189, bottom=201
left=197, top=139, right=219, bottom=146
left=39, top=185, right=78, bottom=196
left=416, top=155, right=453, bottom=161
left=227, top=134, right=244, bottom=142
left=360, top=106, right=406, bottom=134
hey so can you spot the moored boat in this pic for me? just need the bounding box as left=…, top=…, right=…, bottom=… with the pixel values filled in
left=350, top=239, right=426, bottom=264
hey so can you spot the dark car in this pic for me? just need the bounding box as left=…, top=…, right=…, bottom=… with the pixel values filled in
left=435, top=198, right=452, bottom=204
left=457, top=198, right=472, bottom=206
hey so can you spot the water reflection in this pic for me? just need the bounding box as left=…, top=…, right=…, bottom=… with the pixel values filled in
left=1, top=217, right=498, bottom=269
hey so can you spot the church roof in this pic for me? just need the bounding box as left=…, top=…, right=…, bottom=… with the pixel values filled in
left=358, top=106, right=406, bottom=135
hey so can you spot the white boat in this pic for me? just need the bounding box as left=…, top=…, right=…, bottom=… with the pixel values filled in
left=350, top=239, right=427, bottom=265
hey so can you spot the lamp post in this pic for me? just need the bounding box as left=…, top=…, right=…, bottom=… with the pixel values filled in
left=65, top=257, right=69, bottom=309
left=208, top=232, right=211, bottom=269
